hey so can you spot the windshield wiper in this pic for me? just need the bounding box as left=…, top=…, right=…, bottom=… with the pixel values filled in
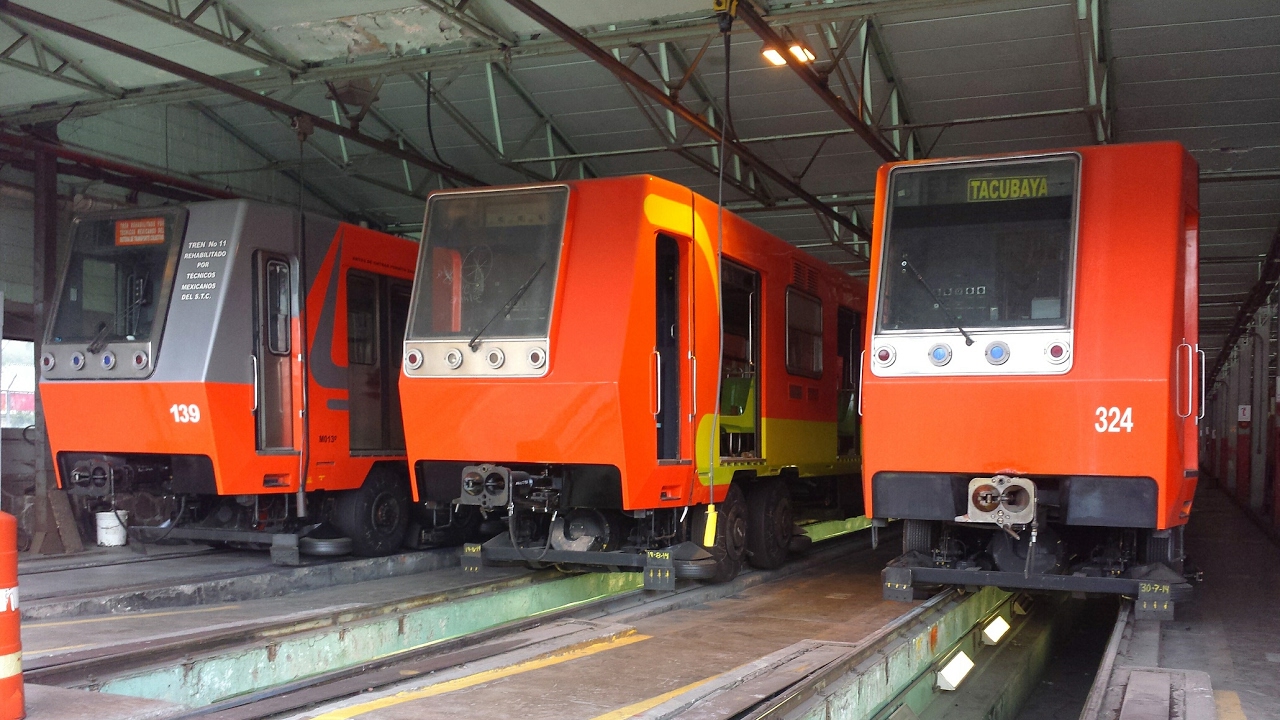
left=468, top=262, right=546, bottom=351
left=900, top=258, right=975, bottom=346
left=86, top=292, right=147, bottom=354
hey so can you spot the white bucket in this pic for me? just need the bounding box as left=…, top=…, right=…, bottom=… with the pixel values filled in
left=96, top=511, right=129, bottom=547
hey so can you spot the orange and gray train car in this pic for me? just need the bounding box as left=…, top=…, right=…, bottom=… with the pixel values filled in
left=859, top=142, right=1200, bottom=617
left=399, top=176, right=867, bottom=587
left=39, top=200, right=418, bottom=560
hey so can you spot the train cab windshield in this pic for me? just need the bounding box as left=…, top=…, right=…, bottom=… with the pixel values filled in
left=408, top=187, right=570, bottom=342
left=48, top=209, right=186, bottom=345
left=877, top=155, right=1079, bottom=333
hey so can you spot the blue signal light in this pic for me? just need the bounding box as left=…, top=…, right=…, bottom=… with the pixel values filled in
left=990, top=345, right=1004, bottom=360
left=932, top=347, right=946, bottom=362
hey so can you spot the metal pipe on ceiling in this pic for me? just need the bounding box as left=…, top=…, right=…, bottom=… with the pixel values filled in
left=0, top=130, right=237, bottom=200
left=0, top=0, right=485, bottom=188
left=500, top=0, right=869, bottom=245
left=734, top=2, right=899, bottom=163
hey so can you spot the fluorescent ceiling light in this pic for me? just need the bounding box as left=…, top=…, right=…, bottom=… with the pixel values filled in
left=937, top=651, right=974, bottom=691
left=982, top=615, right=1011, bottom=645
left=789, top=44, right=816, bottom=62
left=762, top=48, right=787, bottom=66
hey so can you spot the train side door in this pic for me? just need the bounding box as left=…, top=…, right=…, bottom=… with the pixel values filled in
left=655, top=234, right=688, bottom=462
left=253, top=252, right=295, bottom=451
left=836, top=307, right=862, bottom=457
left=348, top=271, right=412, bottom=452
left=719, top=262, right=760, bottom=458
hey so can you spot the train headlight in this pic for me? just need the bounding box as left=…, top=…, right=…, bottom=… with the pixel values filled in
left=40, top=352, right=55, bottom=372
left=462, top=470, right=484, bottom=496
left=131, top=351, right=149, bottom=370
left=1045, top=341, right=1071, bottom=364
left=873, top=345, right=896, bottom=367
left=405, top=348, right=424, bottom=370
left=444, top=348, right=463, bottom=370
left=100, top=351, right=117, bottom=370
left=486, top=348, right=505, bottom=369
left=70, top=352, right=86, bottom=370
left=484, top=472, right=506, bottom=496
left=985, top=341, right=1010, bottom=365
left=928, top=343, right=952, bottom=367
left=527, top=347, right=546, bottom=369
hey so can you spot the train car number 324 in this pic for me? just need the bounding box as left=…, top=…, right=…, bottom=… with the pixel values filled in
left=1094, top=406, right=1133, bottom=433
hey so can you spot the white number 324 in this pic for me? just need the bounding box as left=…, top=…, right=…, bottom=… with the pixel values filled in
left=1095, top=406, right=1132, bottom=433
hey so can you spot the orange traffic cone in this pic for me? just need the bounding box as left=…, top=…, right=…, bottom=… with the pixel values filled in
left=0, top=512, right=22, bottom=719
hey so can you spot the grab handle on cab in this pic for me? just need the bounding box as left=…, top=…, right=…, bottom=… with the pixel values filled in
left=652, top=349, right=662, bottom=417
left=1196, top=345, right=1206, bottom=421
left=251, top=354, right=259, bottom=413
left=1177, top=342, right=1192, bottom=418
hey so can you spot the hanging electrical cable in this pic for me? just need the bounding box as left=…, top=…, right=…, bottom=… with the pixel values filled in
left=704, top=0, right=738, bottom=551
left=425, top=71, right=451, bottom=169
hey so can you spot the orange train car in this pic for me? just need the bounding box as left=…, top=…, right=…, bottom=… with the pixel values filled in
left=860, top=142, right=1200, bottom=617
left=400, top=176, right=867, bottom=586
left=39, top=200, right=419, bottom=560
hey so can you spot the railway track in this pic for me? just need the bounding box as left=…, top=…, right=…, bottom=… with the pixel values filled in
left=34, top=528, right=893, bottom=716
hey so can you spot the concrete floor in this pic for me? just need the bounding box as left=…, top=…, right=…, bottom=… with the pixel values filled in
left=286, top=540, right=909, bottom=720
left=21, top=562, right=525, bottom=662
left=1160, top=484, right=1280, bottom=720
left=18, top=545, right=275, bottom=602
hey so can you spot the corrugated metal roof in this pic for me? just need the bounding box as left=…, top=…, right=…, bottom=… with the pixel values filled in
left=1, top=0, right=1277, bottom=357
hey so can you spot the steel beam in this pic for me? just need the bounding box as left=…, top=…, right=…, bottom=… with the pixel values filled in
left=1072, top=0, right=1112, bottom=143
left=105, top=0, right=302, bottom=73
left=0, top=16, right=123, bottom=97
left=502, top=0, right=867, bottom=246
left=736, top=2, right=898, bottom=162
left=1210, top=222, right=1280, bottom=383
left=0, top=0, right=485, bottom=187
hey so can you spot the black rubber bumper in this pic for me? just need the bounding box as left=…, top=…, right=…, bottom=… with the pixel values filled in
left=464, top=536, right=717, bottom=589
left=882, top=561, right=1191, bottom=620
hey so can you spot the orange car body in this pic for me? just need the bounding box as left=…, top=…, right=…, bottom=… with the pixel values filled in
left=401, top=176, right=866, bottom=515
left=862, top=142, right=1200, bottom=534
left=40, top=200, right=417, bottom=501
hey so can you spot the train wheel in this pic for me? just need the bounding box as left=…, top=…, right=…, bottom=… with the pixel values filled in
left=746, top=478, right=792, bottom=570
left=334, top=466, right=410, bottom=557
left=902, top=519, right=937, bottom=556
left=704, top=483, right=748, bottom=583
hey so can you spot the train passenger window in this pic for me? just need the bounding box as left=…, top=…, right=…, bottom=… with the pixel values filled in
left=347, top=273, right=378, bottom=366
left=786, top=288, right=823, bottom=379
left=877, top=155, right=1078, bottom=332
left=407, top=187, right=569, bottom=343
left=265, top=261, right=290, bottom=355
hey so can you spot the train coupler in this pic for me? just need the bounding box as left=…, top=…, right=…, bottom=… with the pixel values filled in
left=461, top=543, right=484, bottom=573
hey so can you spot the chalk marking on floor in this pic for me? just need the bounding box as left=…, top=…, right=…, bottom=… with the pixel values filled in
left=25, top=604, right=239, bottom=628
left=588, top=676, right=719, bottom=720
left=24, top=643, right=88, bottom=655
left=1216, top=690, right=1247, bottom=720
left=312, top=632, right=651, bottom=720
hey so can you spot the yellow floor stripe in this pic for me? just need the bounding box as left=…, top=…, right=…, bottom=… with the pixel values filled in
left=588, top=676, right=718, bottom=720
left=25, top=604, right=239, bottom=628
left=313, top=632, right=651, bottom=720
left=1215, top=690, right=1247, bottom=720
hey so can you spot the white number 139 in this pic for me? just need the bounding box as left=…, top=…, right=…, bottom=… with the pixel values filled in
left=1094, top=406, right=1132, bottom=433
left=170, top=404, right=201, bottom=423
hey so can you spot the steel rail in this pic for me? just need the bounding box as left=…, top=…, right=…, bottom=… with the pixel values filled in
left=735, top=2, right=899, bottom=163
left=501, top=0, right=870, bottom=245
left=0, top=0, right=485, bottom=187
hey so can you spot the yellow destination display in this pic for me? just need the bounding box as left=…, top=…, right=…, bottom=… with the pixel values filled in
left=967, top=175, right=1049, bottom=202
